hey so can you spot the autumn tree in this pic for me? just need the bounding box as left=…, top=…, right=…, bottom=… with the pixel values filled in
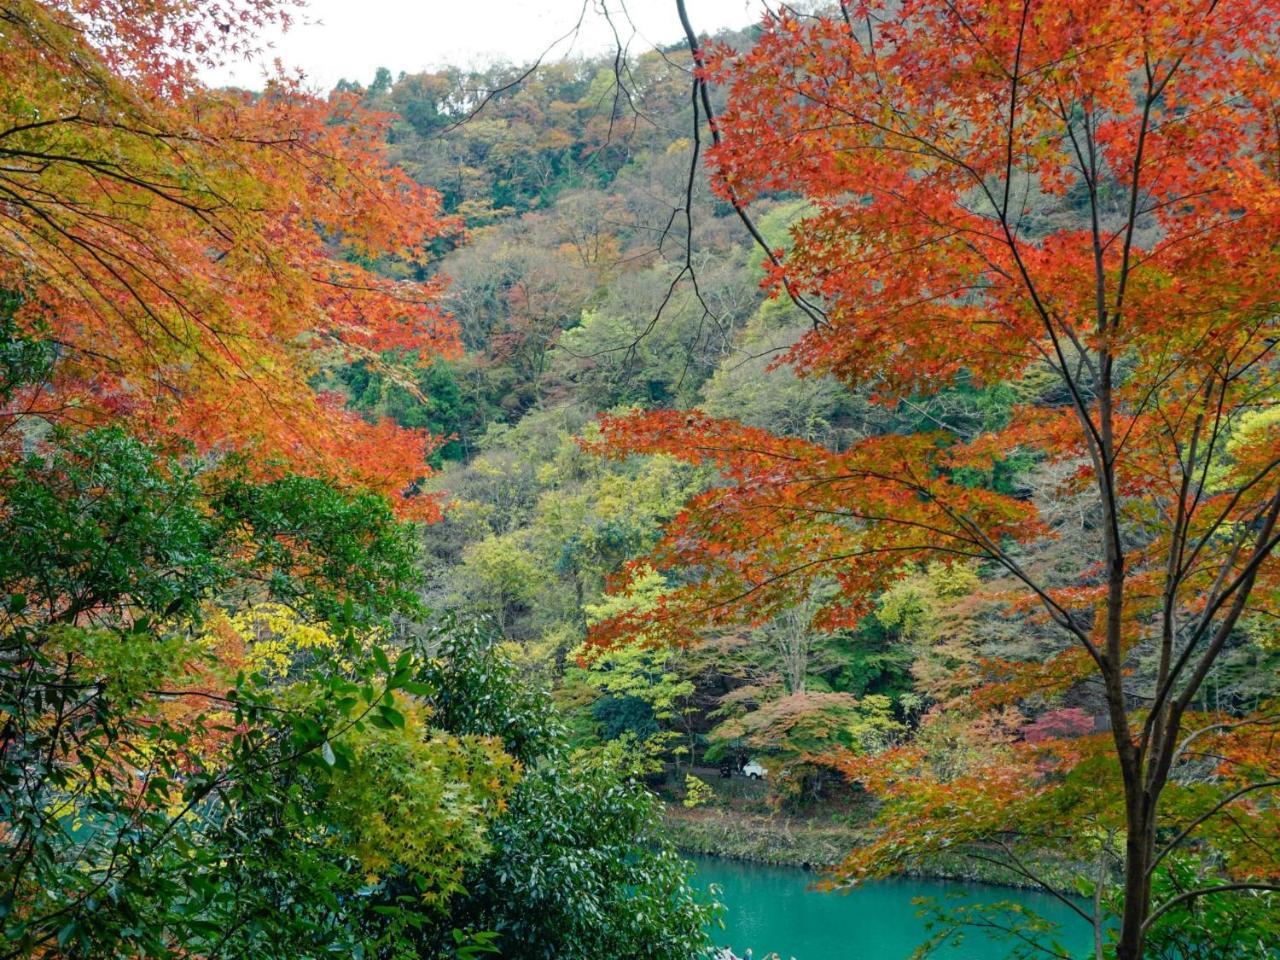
left=593, top=1, right=1280, bottom=956
left=0, top=0, right=459, bottom=512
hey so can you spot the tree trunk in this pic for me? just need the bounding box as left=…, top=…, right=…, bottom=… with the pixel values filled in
left=1115, top=807, right=1152, bottom=960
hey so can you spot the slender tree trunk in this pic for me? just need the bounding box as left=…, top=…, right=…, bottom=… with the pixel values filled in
left=1116, top=802, right=1153, bottom=960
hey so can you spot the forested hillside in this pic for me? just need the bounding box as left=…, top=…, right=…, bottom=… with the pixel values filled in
left=329, top=43, right=927, bottom=776
left=333, top=40, right=774, bottom=446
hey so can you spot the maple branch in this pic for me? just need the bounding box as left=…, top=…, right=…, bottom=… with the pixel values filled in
left=676, top=0, right=829, bottom=331
left=685, top=543, right=985, bottom=621
left=972, top=841, right=1097, bottom=927
left=1056, top=97, right=1105, bottom=384
left=1170, top=713, right=1280, bottom=768
left=998, top=0, right=1031, bottom=225
left=1147, top=778, right=1280, bottom=879
left=1171, top=491, right=1280, bottom=715
left=931, top=904, right=1080, bottom=960
left=1174, top=454, right=1280, bottom=587
left=431, top=0, right=590, bottom=137
left=0, top=112, right=84, bottom=141
left=6, top=680, right=399, bottom=957
left=1144, top=376, right=1216, bottom=752
left=922, top=491, right=1103, bottom=664
left=1142, top=883, right=1280, bottom=935
left=752, top=455, right=1101, bottom=662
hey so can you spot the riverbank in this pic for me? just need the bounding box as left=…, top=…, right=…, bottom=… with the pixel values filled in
left=665, top=805, right=1079, bottom=889
left=665, top=805, right=862, bottom=870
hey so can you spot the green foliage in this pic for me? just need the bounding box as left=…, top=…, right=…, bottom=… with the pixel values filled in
left=458, top=531, right=549, bottom=628
left=451, top=742, right=719, bottom=960
left=0, top=427, right=223, bottom=624
left=577, top=642, right=694, bottom=724
left=390, top=618, right=718, bottom=959
left=0, top=290, right=54, bottom=405
left=875, top=562, right=980, bottom=646
left=824, top=624, right=914, bottom=701
left=590, top=693, right=659, bottom=741
left=412, top=614, right=560, bottom=764
left=215, top=471, right=424, bottom=626
left=1139, top=857, right=1280, bottom=960
left=325, top=709, right=518, bottom=902
left=909, top=898, right=1075, bottom=960
left=0, top=430, right=483, bottom=958
left=169, top=645, right=478, bottom=960
left=338, top=358, right=477, bottom=464
left=555, top=307, right=714, bottom=410
left=0, top=429, right=716, bottom=959
left=574, top=571, right=699, bottom=749
left=426, top=411, right=704, bottom=653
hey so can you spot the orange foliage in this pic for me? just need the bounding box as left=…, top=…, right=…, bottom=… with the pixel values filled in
left=1, top=0, right=461, bottom=515
left=588, top=410, right=1042, bottom=646
left=595, top=0, right=1280, bottom=938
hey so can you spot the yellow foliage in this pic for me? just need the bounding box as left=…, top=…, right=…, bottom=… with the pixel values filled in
left=328, top=701, right=520, bottom=905
left=208, top=603, right=383, bottom=679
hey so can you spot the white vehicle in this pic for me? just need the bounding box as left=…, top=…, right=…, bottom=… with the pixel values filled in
left=741, top=759, right=767, bottom=780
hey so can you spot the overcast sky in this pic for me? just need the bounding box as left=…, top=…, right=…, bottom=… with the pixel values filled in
left=204, top=0, right=768, bottom=91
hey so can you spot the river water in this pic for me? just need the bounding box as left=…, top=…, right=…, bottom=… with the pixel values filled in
left=693, top=855, right=1093, bottom=960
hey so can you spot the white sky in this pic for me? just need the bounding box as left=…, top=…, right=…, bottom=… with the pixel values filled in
left=204, top=0, right=768, bottom=91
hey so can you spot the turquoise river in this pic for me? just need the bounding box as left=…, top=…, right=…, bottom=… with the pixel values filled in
left=693, top=855, right=1094, bottom=960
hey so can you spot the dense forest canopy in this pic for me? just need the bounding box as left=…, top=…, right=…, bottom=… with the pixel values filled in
left=1, top=0, right=1278, bottom=958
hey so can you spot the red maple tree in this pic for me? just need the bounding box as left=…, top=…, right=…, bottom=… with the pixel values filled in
left=1, top=0, right=460, bottom=516
left=595, top=1, right=1280, bottom=954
